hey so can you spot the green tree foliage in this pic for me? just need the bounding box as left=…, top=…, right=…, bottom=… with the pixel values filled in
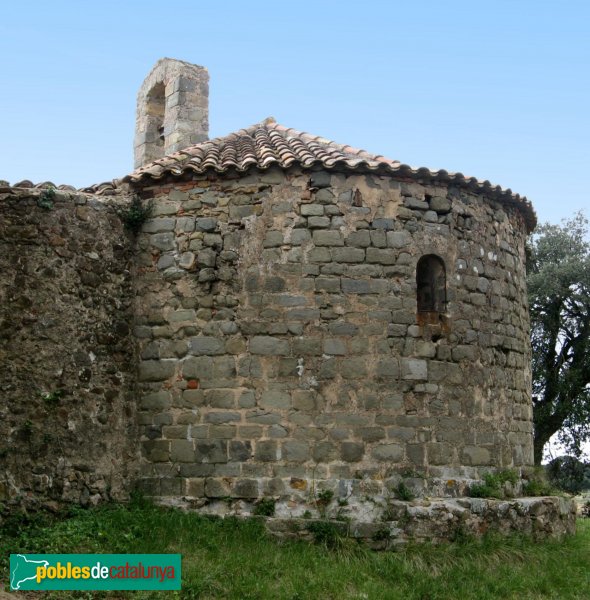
left=527, top=212, right=590, bottom=464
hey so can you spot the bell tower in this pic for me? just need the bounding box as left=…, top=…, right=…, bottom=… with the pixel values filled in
left=134, top=58, right=209, bottom=168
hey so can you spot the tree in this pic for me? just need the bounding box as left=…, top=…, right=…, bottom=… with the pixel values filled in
left=527, top=212, right=590, bottom=464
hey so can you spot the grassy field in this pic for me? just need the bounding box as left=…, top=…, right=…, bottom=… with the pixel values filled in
left=1, top=498, right=589, bottom=600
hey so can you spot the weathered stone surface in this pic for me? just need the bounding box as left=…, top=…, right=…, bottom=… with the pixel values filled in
left=250, top=336, right=290, bottom=355
left=188, top=336, right=225, bottom=356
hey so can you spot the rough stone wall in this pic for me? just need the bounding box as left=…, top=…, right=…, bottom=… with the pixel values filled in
left=132, top=165, right=533, bottom=509
left=0, top=188, right=137, bottom=510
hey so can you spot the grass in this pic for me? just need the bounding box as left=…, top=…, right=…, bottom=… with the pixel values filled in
left=1, top=498, right=589, bottom=600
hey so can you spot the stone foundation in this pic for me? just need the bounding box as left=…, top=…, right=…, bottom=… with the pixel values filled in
left=163, top=496, right=577, bottom=549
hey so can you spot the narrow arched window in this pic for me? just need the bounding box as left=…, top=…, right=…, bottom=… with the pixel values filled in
left=146, top=82, right=166, bottom=151
left=416, top=255, right=446, bottom=315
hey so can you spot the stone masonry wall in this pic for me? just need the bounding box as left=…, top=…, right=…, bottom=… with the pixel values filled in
left=0, top=187, right=137, bottom=510
left=132, top=165, right=533, bottom=512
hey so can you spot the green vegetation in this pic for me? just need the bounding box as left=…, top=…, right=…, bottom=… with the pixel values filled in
left=394, top=481, right=415, bottom=501
left=469, top=469, right=519, bottom=499
left=527, top=212, right=590, bottom=463
left=522, top=467, right=560, bottom=497
left=1, top=500, right=589, bottom=599
left=37, top=187, right=56, bottom=210
left=118, top=195, right=152, bottom=234
left=39, top=388, right=65, bottom=406
left=252, top=497, right=275, bottom=517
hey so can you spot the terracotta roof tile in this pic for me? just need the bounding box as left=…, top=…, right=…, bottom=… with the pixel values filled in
left=121, top=117, right=536, bottom=230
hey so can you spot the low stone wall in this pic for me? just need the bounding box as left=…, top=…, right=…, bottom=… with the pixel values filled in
left=240, top=496, right=577, bottom=549
left=0, top=186, right=137, bottom=510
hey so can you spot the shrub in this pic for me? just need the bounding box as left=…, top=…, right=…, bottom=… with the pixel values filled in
left=469, top=469, right=519, bottom=499
left=118, top=196, right=152, bottom=233
left=253, top=498, right=275, bottom=517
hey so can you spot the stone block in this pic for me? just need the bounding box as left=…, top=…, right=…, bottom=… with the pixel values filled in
left=178, top=252, right=196, bottom=270
left=204, top=389, right=236, bottom=409
left=293, top=338, right=322, bottom=355
left=186, top=478, right=205, bottom=497
left=372, top=443, right=404, bottom=462
left=250, top=336, right=290, bottom=355
left=229, top=441, right=252, bottom=461
left=308, top=216, right=331, bottom=228
left=401, top=358, right=427, bottom=380
left=138, top=360, right=176, bottom=382
left=427, top=442, right=454, bottom=465
left=341, top=442, right=364, bottom=462
left=205, top=477, right=231, bottom=498
left=315, top=277, right=341, bottom=292
left=204, top=412, right=241, bottom=424
left=195, top=217, right=217, bottom=232
left=376, top=359, right=400, bottom=380
left=331, top=248, right=365, bottom=263
left=340, top=358, right=367, bottom=378
left=371, top=218, right=395, bottom=229
left=143, top=218, right=175, bottom=233
left=404, top=197, right=429, bottom=210
left=462, top=446, right=492, bottom=466
left=346, top=230, right=371, bottom=247
left=308, top=247, right=332, bottom=262
left=313, top=230, right=344, bottom=246
left=260, top=390, right=291, bottom=409
left=264, top=478, right=285, bottom=495
left=366, top=248, right=396, bottom=264
left=197, top=249, right=217, bottom=267
left=140, top=391, right=171, bottom=410
left=195, top=440, right=227, bottom=463
left=341, top=279, right=370, bottom=294
left=301, top=203, right=324, bottom=216
left=170, top=440, right=195, bottom=463
left=292, top=390, right=318, bottom=411
left=160, top=478, right=183, bottom=496
left=144, top=440, right=169, bottom=462
left=150, top=232, right=175, bottom=251
left=290, top=229, right=311, bottom=245
left=357, top=427, right=386, bottom=442
left=452, top=345, right=477, bottom=361
left=263, top=231, right=283, bottom=247
left=310, top=171, right=331, bottom=188
left=282, top=440, right=310, bottom=462
left=328, top=322, right=358, bottom=336
left=312, top=442, right=338, bottom=462
left=429, top=196, right=451, bottom=213
left=386, top=231, right=412, bottom=248
left=188, top=336, right=225, bottom=356
left=232, top=478, right=259, bottom=498
left=323, top=338, right=347, bottom=355
left=255, top=440, right=278, bottom=461
left=287, top=308, right=321, bottom=321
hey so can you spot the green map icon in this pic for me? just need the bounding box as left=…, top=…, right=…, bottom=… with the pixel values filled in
left=10, top=554, right=49, bottom=590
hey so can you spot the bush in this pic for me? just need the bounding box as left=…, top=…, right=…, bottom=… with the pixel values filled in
left=118, top=196, right=152, bottom=233
left=469, top=470, right=518, bottom=499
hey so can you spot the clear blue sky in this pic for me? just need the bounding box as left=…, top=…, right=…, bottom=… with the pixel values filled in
left=1, top=0, right=588, bottom=225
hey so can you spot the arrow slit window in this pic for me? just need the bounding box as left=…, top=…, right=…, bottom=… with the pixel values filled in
left=417, top=255, right=446, bottom=317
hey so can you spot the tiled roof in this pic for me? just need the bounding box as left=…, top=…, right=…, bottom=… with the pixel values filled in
left=123, top=118, right=536, bottom=230
left=1, top=180, right=120, bottom=196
